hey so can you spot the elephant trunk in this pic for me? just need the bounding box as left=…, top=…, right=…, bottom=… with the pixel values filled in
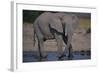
left=63, top=35, right=68, bottom=45
left=62, top=24, right=68, bottom=44
left=62, top=23, right=67, bottom=37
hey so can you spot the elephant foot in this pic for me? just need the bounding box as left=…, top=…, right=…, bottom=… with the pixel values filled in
left=68, top=54, right=73, bottom=60
left=38, top=58, right=46, bottom=61
left=58, top=54, right=66, bottom=60
left=38, top=55, right=47, bottom=61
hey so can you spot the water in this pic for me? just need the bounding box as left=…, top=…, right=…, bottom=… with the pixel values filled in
left=23, top=51, right=91, bottom=62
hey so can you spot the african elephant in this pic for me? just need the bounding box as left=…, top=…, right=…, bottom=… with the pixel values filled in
left=33, top=12, right=79, bottom=61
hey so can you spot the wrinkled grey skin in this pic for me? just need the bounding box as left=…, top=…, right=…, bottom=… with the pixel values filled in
left=33, top=12, right=79, bottom=61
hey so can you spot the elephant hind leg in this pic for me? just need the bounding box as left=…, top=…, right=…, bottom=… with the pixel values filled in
left=38, top=39, right=47, bottom=61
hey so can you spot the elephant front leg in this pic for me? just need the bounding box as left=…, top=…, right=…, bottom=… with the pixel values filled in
left=54, top=33, right=64, bottom=60
left=68, top=44, right=73, bottom=60
left=38, top=40, right=47, bottom=61
left=63, top=34, right=73, bottom=60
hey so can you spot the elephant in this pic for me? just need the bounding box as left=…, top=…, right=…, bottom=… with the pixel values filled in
left=33, top=12, right=79, bottom=61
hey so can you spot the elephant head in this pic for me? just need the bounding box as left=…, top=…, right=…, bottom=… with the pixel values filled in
left=49, top=13, right=79, bottom=37
left=62, top=14, right=79, bottom=37
left=49, top=17, right=64, bottom=34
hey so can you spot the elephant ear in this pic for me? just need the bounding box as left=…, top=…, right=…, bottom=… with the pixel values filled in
left=49, top=18, right=63, bottom=33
